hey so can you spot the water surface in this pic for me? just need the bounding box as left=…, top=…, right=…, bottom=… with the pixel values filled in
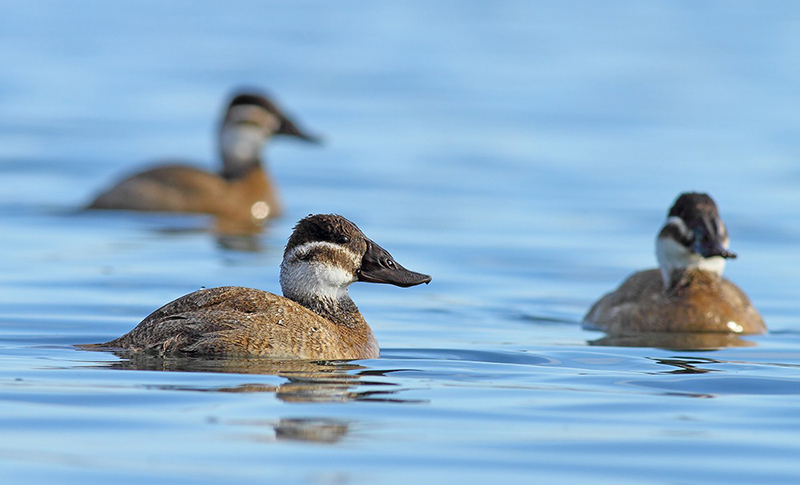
left=1, top=1, right=800, bottom=484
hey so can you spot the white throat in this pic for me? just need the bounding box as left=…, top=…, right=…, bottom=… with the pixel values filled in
left=220, top=124, right=268, bottom=167
left=279, top=242, right=359, bottom=303
left=656, top=235, right=726, bottom=285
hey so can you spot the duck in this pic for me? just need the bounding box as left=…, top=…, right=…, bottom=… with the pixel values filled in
left=583, top=192, right=766, bottom=335
left=84, top=214, right=431, bottom=360
left=87, top=91, right=319, bottom=225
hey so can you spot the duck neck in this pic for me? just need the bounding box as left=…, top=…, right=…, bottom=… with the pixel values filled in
left=219, top=124, right=268, bottom=179
left=656, top=236, right=726, bottom=290
left=293, top=293, right=366, bottom=329
left=279, top=258, right=366, bottom=329
left=662, top=267, right=721, bottom=292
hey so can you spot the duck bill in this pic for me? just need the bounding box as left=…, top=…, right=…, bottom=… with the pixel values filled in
left=693, top=220, right=737, bottom=259
left=277, top=115, right=321, bottom=143
left=358, top=240, right=431, bottom=288
left=696, top=239, right=737, bottom=259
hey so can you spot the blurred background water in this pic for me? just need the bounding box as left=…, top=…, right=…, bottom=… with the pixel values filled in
left=1, top=1, right=800, bottom=483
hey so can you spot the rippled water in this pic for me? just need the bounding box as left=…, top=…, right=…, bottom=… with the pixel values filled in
left=2, top=1, right=800, bottom=484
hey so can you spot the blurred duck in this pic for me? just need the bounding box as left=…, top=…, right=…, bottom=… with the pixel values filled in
left=85, top=214, right=431, bottom=359
left=88, top=92, right=319, bottom=224
left=584, top=192, right=766, bottom=335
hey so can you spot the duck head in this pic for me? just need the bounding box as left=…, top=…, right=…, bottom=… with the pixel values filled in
left=656, top=192, right=736, bottom=285
left=279, top=214, right=431, bottom=305
left=220, top=92, right=320, bottom=178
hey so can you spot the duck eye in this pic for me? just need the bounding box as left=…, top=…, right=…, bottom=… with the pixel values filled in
left=337, top=235, right=350, bottom=244
left=385, top=259, right=395, bottom=267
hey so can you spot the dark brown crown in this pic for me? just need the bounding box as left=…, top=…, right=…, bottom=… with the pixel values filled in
left=227, top=92, right=281, bottom=114
left=225, top=91, right=320, bottom=142
left=285, top=214, right=367, bottom=256
left=668, top=192, right=720, bottom=227
left=664, top=192, right=735, bottom=259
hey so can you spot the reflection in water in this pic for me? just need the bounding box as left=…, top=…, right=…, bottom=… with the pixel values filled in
left=150, top=215, right=268, bottom=252
left=97, top=350, right=424, bottom=404
left=589, top=332, right=756, bottom=351
left=274, top=418, right=349, bottom=443
left=650, top=357, right=721, bottom=375
left=215, top=233, right=263, bottom=252
left=214, top=215, right=268, bottom=252
left=222, top=418, right=352, bottom=444
left=617, top=357, right=723, bottom=399
left=88, top=352, right=412, bottom=444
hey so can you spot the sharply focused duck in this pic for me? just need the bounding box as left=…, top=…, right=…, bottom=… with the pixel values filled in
left=583, top=192, right=766, bottom=335
left=88, top=92, right=318, bottom=224
left=86, top=214, right=431, bottom=360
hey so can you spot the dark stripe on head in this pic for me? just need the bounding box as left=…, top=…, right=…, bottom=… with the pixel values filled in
left=225, top=91, right=320, bottom=142
left=658, top=221, right=692, bottom=247
left=285, top=214, right=366, bottom=257
left=227, top=92, right=280, bottom=114
left=667, top=192, right=720, bottom=228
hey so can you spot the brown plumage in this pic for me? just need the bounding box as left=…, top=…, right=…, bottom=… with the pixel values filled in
left=99, top=286, right=379, bottom=359
left=584, top=269, right=765, bottom=334
left=87, top=91, right=318, bottom=225
left=82, top=214, right=431, bottom=360
left=88, top=164, right=279, bottom=223
left=583, top=192, right=766, bottom=335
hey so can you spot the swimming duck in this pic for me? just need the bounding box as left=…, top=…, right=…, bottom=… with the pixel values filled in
left=87, top=92, right=319, bottom=224
left=88, top=214, right=431, bottom=359
left=583, top=192, right=766, bottom=335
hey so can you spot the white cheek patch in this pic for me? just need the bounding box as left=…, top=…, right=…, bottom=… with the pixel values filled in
left=280, top=242, right=360, bottom=301
left=221, top=125, right=266, bottom=163
left=656, top=235, right=726, bottom=284
left=281, top=261, right=356, bottom=301
left=665, top=216, right=692, bottom=241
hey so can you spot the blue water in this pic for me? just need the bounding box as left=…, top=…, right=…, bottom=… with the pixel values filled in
left=2, top=1, right=800, bottom=483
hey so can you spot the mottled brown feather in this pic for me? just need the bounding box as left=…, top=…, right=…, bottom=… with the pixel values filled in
left=584, top=269, right=766, bottom=335
left=88, top=165, right=280, bottom=222
left=97, top=286, right=379, bottom=360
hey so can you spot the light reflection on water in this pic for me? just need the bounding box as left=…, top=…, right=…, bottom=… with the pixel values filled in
left=2, top=1, right=800, bottom=484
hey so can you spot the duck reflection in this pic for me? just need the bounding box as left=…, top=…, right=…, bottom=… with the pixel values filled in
left=220, top=418, right=351, bottom=444
left=214, top=217, right=267, bottom=252
left=650, top=356, right=721, bottom=374
left=274, top=418, right=349, bottom=443
left=100, top=350, right=423, bottom=404
left=149, top=217, right=268, bottom=252
left=589, top=332, right=756, bottom=351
